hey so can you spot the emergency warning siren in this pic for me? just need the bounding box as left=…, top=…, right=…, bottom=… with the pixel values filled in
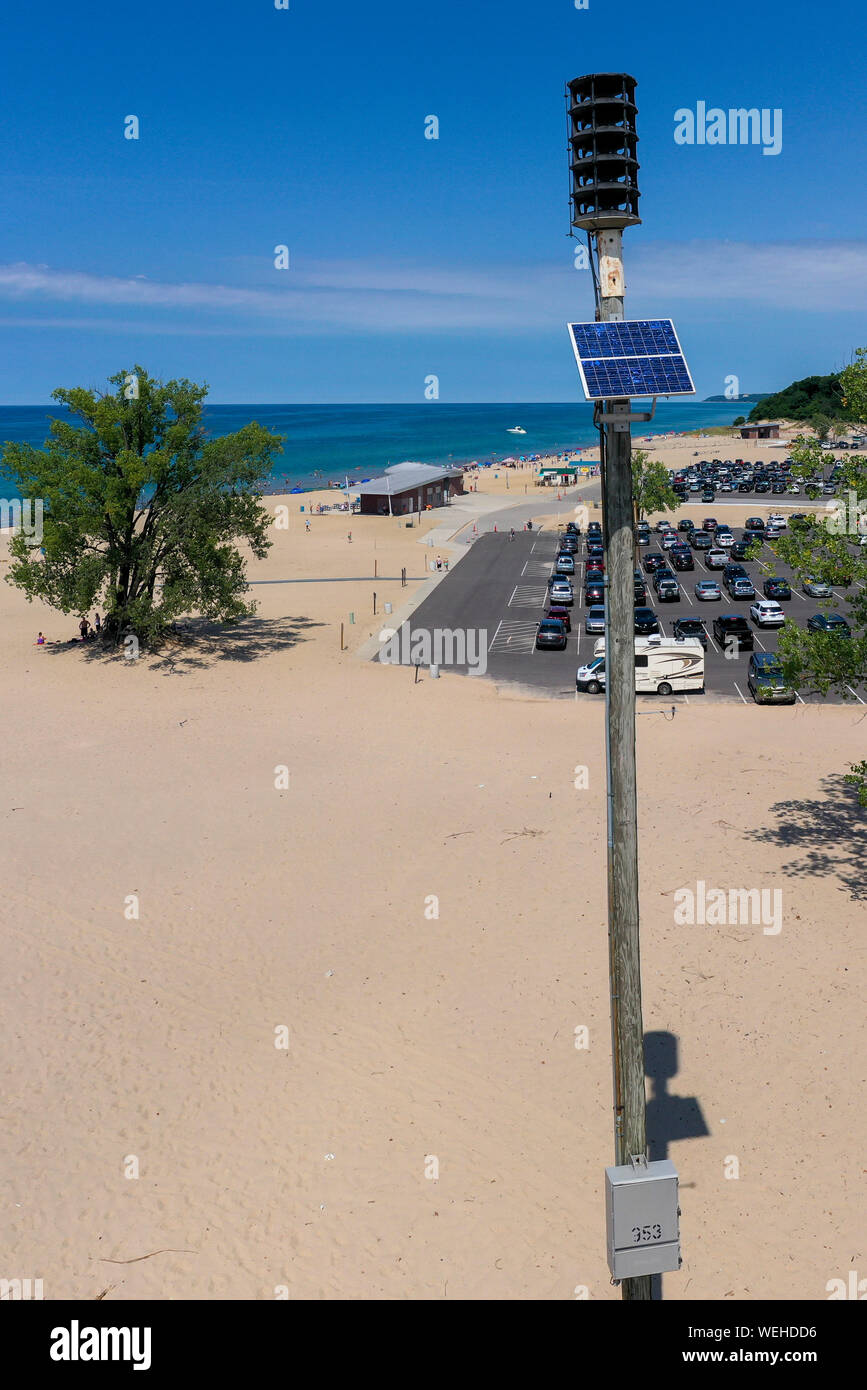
left=566, top=72, right=641, bottom=233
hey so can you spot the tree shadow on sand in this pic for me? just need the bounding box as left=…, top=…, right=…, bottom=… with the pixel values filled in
left=42, top=614, right=324, bottom=675
left=749, top=772, right=867, bottom=902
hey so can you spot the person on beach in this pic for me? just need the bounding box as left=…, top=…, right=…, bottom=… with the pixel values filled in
left=94, top=613, right=101, bottom=636
left=347, top=531, right=352, bottom=543
left=79, top=616, right=89, bottom=641
left=509, top=527, right=515, bottom=541
left=436, top=554, right=443, bottom=570
left=35, top=632, right=45, bottom=645
left=305, top=519, right=311, bottom=532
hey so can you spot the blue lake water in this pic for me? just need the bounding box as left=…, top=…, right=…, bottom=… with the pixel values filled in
left=0, top=400, right=743, bottom=495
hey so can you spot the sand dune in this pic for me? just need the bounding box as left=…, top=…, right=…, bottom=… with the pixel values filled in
left=1, top=430, right=862, bottom=1300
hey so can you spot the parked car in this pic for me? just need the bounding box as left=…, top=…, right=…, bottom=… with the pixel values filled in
left=633, top=607, right=660, bottom=635
left=703, top=517, right=718, bottom=532
left=802, top=577, right=833, bottom=598
left=750, top=599, right=786, bottom=627
left=691, top=530, right=713, bottom=550
left=584, top=605, right=606, bottom=635
left=746, top=517, right=766, bottom=531
left=695, top=580, right=722, bottom=601
left=763, top=578, right=791, bottom=600
left=706, top=549, right=728, bottom=569
left=671, top=549, right=694, bottom=572
left=714, top=530, right=734, bottom=549
left=546, top=604, right=572, bottom=632
left=729, top=541, right=752, bottom=561
left=672, top=618, right=708, bottom=648
left=662, top=532, right=680, bottom=550
left=643, top=552, right=666, bottom=573
left=655, top=575, right=680, bottom=602
left=554, top=553, right=575, bottom=575
left=677, top=519, right=695, bottom=533
left=807, top=613, right=851, bottom=635
left=748, top=652, right=796, bottom=705
left=728, top=576, right=756, bottom=600
left=655, top=519, right=674, bottom=533
left=536, top=618, right=568, bottom=650
left=550, top=578, right=574, bottom=606
left=712, top=613, right=754, bottom=650
left=584, top=582, right=604, bottom=606
left=701, top=489, right=716, bottom=502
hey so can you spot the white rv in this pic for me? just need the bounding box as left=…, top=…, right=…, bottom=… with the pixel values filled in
left=576, top=635, right=704, bottom=695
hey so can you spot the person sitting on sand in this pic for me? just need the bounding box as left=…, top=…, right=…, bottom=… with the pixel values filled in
left=35, top=632, right=45, bottom=645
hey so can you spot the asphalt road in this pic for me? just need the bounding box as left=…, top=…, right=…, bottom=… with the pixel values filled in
left=385, top=521, right=866, bottom=705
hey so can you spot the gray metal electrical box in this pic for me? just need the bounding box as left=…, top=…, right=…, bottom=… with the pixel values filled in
left=605, top=1156, right=681, bottom=1279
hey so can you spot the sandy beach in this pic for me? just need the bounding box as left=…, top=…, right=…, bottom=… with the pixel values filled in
left=1, top=428, right=863, bottom=1301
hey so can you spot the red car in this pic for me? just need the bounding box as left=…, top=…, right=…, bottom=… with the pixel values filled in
left=703, top=516, right=718, bottom=532
left=545, top=604, right=572, bottom=632
left=585, top=559, right=604, bottom=577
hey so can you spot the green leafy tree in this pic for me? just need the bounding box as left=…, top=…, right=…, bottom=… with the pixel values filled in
left=812, top=413, right=832, bottom=442
left=844, top=761, right=867, bottom=807
left=747, top=372, right=851, bottom=424
left=770, top=348, right=867, bottom=698
left=2, top=367, right=282, bottom=646
left=631, top=448, right=678, bottom=525
left=733, top=415, right=746, bottom=426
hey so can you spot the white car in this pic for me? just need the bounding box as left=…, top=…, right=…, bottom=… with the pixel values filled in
left=714, top=531, right=734, bottom=548
left=785, top=482, right=801, bottom=494
left=768, top=513, right=787, bottom=529
left=750, top=600, right=786, bottom=628
left=661, top=532, right=679, bottom=549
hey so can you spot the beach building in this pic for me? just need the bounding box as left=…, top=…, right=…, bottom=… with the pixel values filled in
left=352, top=461, right=465, bottom=516
left=538, top=464, right=581, bottom=486
left=738, top=423, right=781, bottom=440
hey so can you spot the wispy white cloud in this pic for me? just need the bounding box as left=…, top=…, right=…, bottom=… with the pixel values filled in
left=0, top=241, right=864, bottom=336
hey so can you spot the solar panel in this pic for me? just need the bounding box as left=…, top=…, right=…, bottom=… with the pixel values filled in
left=568, top=319, right=695, bottom=400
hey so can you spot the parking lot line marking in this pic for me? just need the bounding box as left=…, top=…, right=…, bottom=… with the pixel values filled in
left=753, top=633, right=767, bottom=651
left=681, top=587, right=694, bottom=606
left=795, top=690, right=806, bottom=705
left=733, top=681, right=748, bottom=705
left=845, top=685, right=866, bottom=705
left=488, top=620, right=503, bottom=651
left=791, top=589, right=807, bottom=601
left=507, top=585, right=517, bottom=606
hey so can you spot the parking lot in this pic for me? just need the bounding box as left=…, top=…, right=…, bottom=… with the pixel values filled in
left=393, top=518, right=866, bottom=705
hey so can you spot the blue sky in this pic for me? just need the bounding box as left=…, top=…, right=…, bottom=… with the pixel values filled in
left=1, top=0, right=864, bottom=403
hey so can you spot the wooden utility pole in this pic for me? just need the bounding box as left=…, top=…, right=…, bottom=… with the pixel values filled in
left=597, top=229, right=650, bottom=1302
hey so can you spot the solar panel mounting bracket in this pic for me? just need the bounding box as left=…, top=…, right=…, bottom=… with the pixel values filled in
left=593, top=397, right=657, bottom=432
